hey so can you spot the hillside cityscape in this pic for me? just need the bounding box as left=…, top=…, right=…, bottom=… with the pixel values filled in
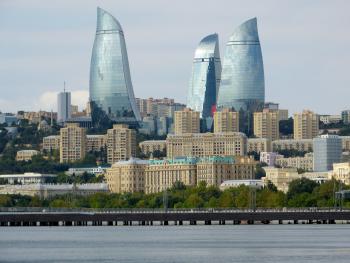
left=2, top=7, right=350, bottom=209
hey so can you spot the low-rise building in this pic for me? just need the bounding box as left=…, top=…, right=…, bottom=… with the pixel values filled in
left=0, top=173, right=56, bottom=184
left=0, top=183, right=109, bottom=198
left=220, top=179, right=263, bottom=190
left=275, top=153, right=314, bottom=171
left=16, top=150, right=40, bottom=161
left=139, top=140, right=166, bottom=156
left=260, top=152, right=283, bottom=166
left=65, top=166, right=108, bottom=176
left=166, top=132, right=247, bottom=158
left=262, top=167, right=301, bottom=193
left=247, top=138, right=271, bottom=153
left=272, top=139, right=313, bottom=152
left=332, top=162, right=350, bottom=185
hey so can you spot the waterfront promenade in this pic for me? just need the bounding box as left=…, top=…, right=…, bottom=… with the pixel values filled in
left=1, top=208, right=350, bottom=226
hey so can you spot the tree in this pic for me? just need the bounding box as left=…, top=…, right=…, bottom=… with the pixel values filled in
left=287, top=178, right=318, bottom=199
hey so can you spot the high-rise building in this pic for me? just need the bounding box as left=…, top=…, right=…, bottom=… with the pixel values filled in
left=341, top=110, right=350, bottom=124
left=59, top=123, right=86, bottom=163
left=186, top=34, right=221, bottom=118
left=57, top=91, right=71, bottom=124
left=217, top=18, right=265, bottom=134
left=293, top=110, right=319, bottom=140
left=313, top=134, right=342, bottom=172
left=253, top=109, right=279, bottom=141
left=174, top=108, right=200, bottom=135
left=89, top=7, right=141, bottom=127
left=213, top=108, right=239, bottom=133
left=106, top=124, right=136, bottom=164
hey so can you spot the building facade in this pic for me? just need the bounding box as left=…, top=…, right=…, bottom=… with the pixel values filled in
left=253, top=109, right=279, bottom=141
left=89, top=7, right=141, bottom=126
left=86, top=134, right=106, bottom=152
left=139, top=140, right=167, bottom=156
left=275, top=153, right=314, bottom=171
left=106, top=124, right=136, bottom=164
left=174, top=108, right=200, bottom=135
left=313, top=134, right=342, bottom=172
left=272, top=139, right=313, bottom=152
left=59, top=123, right=86, bottom=163
left=213, top=108, right=239, bottom=133
left=186, top=34, right=221, bottom=118
left=217, top=18, right=265, bottom=134
left=166, top=132, right=247, bottom=158
left=57, top=91, right=71, bottom=124
left=262, top=167, right=301, bottom=193
left=16, top=150, right=39, bottom=162
left=106, top=156, right=256, bottom=194
left=293, top=110, right=319, bottom=140
left=42, top=135, right=60, bottom=152
left=247, top=138, right=271, bottom=153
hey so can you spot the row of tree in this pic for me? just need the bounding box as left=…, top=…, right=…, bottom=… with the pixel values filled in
left=0, top=178, right=349, bottom=209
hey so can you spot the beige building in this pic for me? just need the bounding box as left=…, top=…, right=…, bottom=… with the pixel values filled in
left=275, top=153, right=314, bottom=171
left=86, top=134, right=106, bottom=152
left=145, top=158, right=197, bottom=194
left=340, top=136, right=350, bottom=151
left=253, top=109, right=279, bottom=141
left=139, top=140, right=166, bottom=155
left=262, top=167, right=302, bottom=192
left=16, top=150, right=40, bottom=161
left=272, top=139, right=313, bottom=152
left=166, top=132, right=247, bottom=158
left=247, top=138, right=271, bottom=153
left=105, top=158, right=148, bottom=193
left=106, top=124, right=136, bottom=164
left=293, top=110, right=319, bottom=140
left=174, top=108, right=200, bottom=135
left=332, top=162, right=350, bottom=185
left=42, top=135, right=60, bottom=152
left=106, top=156, right=256, bottom=194
left=59, top=123, right=86, bottom=163
left=214, top=109, right=239, bottom=133
left=278, top=109, right=289, bottom=121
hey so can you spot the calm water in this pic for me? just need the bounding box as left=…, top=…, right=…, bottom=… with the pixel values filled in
left=1, top=225, right=350, bottom=262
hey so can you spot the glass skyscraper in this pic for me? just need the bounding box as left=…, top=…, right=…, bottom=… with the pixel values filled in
left=89, top=7, right=141, bottom=127
left=313, top=135, right=342, bottom=172
left=217, top=18, right=265, bottom=134
left=187, top=34, right=221, bottom=118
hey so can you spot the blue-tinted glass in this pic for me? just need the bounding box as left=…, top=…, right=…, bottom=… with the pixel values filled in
left=187, top=34, right=221, bottom=118
left=89, top=7, right=141, bottom=125
left=217, top=18, right=265, bottom=113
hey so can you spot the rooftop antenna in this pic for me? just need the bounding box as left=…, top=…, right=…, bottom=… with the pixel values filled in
left=64, top=81, right=66, bottom=92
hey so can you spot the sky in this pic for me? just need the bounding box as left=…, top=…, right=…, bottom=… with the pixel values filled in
left=0, top=0, right=349, bottom=115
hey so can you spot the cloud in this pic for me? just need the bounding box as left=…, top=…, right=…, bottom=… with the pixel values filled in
left=36, top=90, right=89, bottom=112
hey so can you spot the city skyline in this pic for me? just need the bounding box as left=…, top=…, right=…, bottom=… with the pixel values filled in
left=0, top=0, right=350, bottom=115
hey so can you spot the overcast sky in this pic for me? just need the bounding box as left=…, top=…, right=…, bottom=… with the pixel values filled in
left=0, top=0, right=349, bottom=115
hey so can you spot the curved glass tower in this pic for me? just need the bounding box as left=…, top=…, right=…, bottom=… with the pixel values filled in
left=89, top=7, right=141, bottom=127
left=217, top=18, right=264, bottom=134
left=187, top=34, right=221, bottom=118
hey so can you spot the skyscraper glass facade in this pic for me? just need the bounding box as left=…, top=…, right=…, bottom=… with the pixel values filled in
left=187, top=34, right=221, bottom=118
left=89, top=7, right=141, bottom=126
left=217, top=18, right=265, bottom=134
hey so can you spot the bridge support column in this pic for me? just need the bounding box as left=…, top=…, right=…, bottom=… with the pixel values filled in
left=294, top=220, right=298, bottom=224
left=233, top=220, right=241, bottom=225
left=278, top=220, right=283, bottom=224
left=205, top=220, right=211, bottom=225
left=164, top=221, right=168, bottom=225
left=179, top=221, right=183, bottom=225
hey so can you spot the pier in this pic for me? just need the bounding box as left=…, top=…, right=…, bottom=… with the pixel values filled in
left=1, top=208, right=350, bottom=226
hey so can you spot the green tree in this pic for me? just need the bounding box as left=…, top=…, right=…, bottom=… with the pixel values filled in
left=287, top=178, right=318, bottom=199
